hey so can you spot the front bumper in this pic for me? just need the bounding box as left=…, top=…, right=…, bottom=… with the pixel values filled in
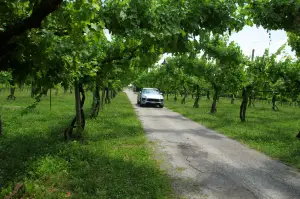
left=141, top=98, right=164, bottom=105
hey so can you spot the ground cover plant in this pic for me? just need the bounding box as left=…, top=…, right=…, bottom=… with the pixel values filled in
left=164, top=96, right=300, bottom=169
left=0, top=89, right=172, bottom=199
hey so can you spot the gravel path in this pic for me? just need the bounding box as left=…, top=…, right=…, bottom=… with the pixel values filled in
left=125, top=90, right=300, bottom=199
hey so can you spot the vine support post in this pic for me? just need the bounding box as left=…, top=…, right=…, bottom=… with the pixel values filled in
left=251, top=49, right=255, bottom=61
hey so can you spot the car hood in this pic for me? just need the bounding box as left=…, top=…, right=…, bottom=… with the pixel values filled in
left=142, top=94, right=164, bottom=99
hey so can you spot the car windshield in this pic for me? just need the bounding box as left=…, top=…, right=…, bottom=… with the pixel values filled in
left=142, top=89, right=159, bottom=94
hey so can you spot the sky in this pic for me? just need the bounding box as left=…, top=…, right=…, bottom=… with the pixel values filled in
left=229, top=25, right=295, bottom=58
left=104, top=25, right=296, bottom=64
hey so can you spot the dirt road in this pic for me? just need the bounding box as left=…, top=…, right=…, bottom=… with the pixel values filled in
left=125, top=90, right=300, bottom=199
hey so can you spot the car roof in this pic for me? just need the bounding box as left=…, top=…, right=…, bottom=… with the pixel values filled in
left=142, top=88, right=158, bottom=90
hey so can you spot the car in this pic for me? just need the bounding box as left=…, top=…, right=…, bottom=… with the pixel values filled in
left=137, top=88, right=164, bottom=108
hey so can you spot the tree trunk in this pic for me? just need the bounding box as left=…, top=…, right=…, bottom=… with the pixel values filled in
left=105, top=87, right=111, bottom=104
left=193, top=85, right=200, bottom=108
left=74, top=81, right=82, bottom=132
left=211, top=99, right=217, bottom=113
left=101, top=88, right=105, bottom=108
left=90, top=83, right=100, bottom=118
left=206, top=90, right=210, bottom=100
left=65, top=82, right=85, bottom=140
left=248, top=96, right=252, bottom=107
left=240, top=86, right=252, bottom=122
left=240, top=100, right=247, bottom=122
left=248, top=92, right=255, bottom=107
left=174, top=92, right=177, bottom=102
left=7, top=80, right=16, bottom=100
left=0, top=116, right=2, bottom=136
left=50, top=89, right=52, bottom=110
left=231, top=94, right=235, bottom=104
left=181, top=86, right=187, bottom=105
left=210, top=89, right=218, bottom=113
left=7, top=87, right=16, bottom=100
left=272, top=95, right=279, bottom=111
left=92, top=89, right=96, bottom=107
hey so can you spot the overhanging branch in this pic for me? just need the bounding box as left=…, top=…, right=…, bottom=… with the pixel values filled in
left=0, top=0, right=63, bottom=49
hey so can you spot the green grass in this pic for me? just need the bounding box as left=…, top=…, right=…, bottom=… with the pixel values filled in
left=165, top=96, right=300, bottom=169
left=0, top=89, right=172, bottom=199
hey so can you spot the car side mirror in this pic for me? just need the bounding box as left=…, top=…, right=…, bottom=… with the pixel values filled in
left=160, top=92, right=163, bottom=95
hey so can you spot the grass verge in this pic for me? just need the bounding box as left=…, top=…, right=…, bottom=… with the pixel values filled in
left=165, top=96, right=300, bottom=169
left=0, top=89, right=172, bottom=199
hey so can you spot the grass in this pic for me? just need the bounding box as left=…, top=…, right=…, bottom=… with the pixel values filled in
left=165, top=95, right=300, bottom=169
left=0, top=89, right=172, bottom=199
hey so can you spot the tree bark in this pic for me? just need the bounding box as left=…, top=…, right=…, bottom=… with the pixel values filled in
left=0, top=116, right=2, bottom=136
left=248, top=91, right=255, bottom=107
left=74, top=81, right=82, bottom=131
left=90, top=83, right=100, bottom=118
left=50, top=88, right=52, bottom=110
left=101, top=87, right=105, bottom=108
left=181, top=85, right=187, bottom=104
left=210, top=89, right=218, bottom=113
left=7, top=80, right=16, bottom=100
left=65, top=82, right=85, bottom=140
left=193, top=85, right=200, bottom=108
left=231, top=94, right=235, bottom=104
left=206, top=90, right=210, bottom=100
left=240, top=86, right=252, bottom=122
left=105, top=87, right=111, bottom=104
left=272, top=95, right=279, bottom=111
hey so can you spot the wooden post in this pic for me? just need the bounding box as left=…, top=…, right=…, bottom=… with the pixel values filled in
left=251, top=49, right=255, bottom=61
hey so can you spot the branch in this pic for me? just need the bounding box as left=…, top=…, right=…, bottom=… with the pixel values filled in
left=100, top=46, right=140, bottom=65
left=0, top=0, right=63, bottom=48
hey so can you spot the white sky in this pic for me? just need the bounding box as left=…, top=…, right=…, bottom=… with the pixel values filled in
left=229, top=25, right=295, bottom=58
left=104, top=25, right=296, bottom=64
